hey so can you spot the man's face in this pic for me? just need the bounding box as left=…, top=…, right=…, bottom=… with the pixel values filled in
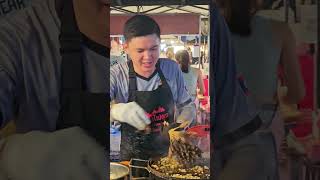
left=124, top=34, right=160, bottom=77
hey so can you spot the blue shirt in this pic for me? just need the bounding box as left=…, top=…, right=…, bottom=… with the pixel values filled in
left=211, top=5, right=258, bottom=138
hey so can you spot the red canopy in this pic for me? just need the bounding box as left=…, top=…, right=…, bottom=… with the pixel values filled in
left=110, top=14, right=200, bottom=35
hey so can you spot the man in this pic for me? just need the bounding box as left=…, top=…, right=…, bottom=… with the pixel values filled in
left=0, top=0, right=109, bottom=179
left=211, top=2, right=270, bottom=180
left=110, top=15, right=196, bottom=161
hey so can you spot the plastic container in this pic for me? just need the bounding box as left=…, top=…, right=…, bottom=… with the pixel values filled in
left=110, top=125, right=121, bottom=162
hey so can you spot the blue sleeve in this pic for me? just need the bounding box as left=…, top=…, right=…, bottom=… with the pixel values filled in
left=109, top=62, right=130, bottom=103
left=210, top=4, right=257, bottom=135
left=109, top=64, right=120, bottom=102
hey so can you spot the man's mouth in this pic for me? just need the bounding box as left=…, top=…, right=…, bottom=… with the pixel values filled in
left=142, top=62, right=153, bottom=67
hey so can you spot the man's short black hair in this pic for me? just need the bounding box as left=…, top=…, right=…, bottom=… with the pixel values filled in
left=123, top=15, right=161, bottom=42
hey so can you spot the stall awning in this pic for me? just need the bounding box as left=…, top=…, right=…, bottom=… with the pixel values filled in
left=110, top=14, right=200, bottom=36
left=112, top=0, right=209, bottom=6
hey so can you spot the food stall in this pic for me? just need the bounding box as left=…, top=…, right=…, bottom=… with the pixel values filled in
left=110, top=0, right=211, bottom=179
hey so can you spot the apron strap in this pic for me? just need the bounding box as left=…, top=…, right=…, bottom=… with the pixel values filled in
left=127, top=60, right=137, bottom=102
left=59, top=0, right=84, bottom=92
left=57, top=1, right=107, bottom=146
left=57, top=0, right=85, bottom=130
left=155, top=61, right=169, bottom=87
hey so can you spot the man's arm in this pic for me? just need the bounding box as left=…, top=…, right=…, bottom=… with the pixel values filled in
left=109, top=64, right=150, bottom=130
left=277, top=22, right=305, bottom=104
left=109, top=65, right=118, bottom=102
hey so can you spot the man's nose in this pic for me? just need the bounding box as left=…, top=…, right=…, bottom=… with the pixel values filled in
left=143, top=51, right=152, bottom=59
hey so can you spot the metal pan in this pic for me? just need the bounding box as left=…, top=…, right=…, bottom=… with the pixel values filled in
left=129, top=158, right=210, bottom=180
left=110, top=162, right=129, bottom=180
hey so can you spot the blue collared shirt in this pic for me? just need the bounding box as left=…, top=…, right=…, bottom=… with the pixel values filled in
left=210, top=5, right=258, bottom=138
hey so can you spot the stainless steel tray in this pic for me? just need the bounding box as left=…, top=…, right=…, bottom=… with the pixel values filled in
left=110, top=162, right=129, bottom=180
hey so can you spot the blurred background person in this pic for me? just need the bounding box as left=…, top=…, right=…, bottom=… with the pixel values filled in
left=186, top=47, right=195, bottom=64
left=175, top=50, right=205, bottom=124
left=111, top=38, right=126, bottom=66
left=165, top=47, right=175, bottom=61
left=210, top=3, right=266, bottom=179
left=199, top=51, right=205, bottom=69
left=217, top=0, right=305, bottom=179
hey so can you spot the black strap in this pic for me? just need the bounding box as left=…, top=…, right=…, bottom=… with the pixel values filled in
left=177, top=98, right=192, bottom=109
left=215, top=115, right=262, bottom=148
left=155, top=62, right=170, bottom=88
left=60, top=0, right=83, bottom=92
left=57, top=0, right=85, bottom=129
left=57, top=0, right=85, bottom=130
left=57, top=1, right=108, bottom=147
left=128, top=60, right=137, bottom=102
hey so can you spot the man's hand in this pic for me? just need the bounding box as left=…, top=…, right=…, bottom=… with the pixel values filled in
left=110, top=102, right=151, bottom=130
left=167, top=121, right=191, bottom=142
left=0, top=127, right=106, bottom=180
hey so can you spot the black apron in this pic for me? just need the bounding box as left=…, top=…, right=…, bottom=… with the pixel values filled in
left=56, top=0, right=107, bottom=147
left=120, top=60, right=175, bottom=160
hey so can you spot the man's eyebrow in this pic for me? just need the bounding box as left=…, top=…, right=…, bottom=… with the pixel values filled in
left=136, top=45, right=159, bottom=50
